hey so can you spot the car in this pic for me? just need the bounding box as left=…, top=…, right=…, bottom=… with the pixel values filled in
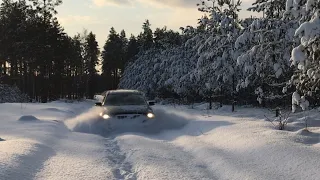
left=94, top=89, right=156, bottom=129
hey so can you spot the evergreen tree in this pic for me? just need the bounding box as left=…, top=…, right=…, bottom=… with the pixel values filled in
left=139, top=20, right=153, bottom=50
left=0, top=0, right=96, bottom=101
left=154, top=27, right=166, bottom=48
left=196, top=0, right=242, bottom=108
left=119, top=29, right=128, bottom=73
left=84, top=32, right=99, bottom=99
left=234, top=0, right=297, bottom=107
left=248, top=0, right=286, bottom=18
left=29, top=0, right=62, bottom=21
left=126, top=35, right=139, bottom=62
left=154, top=27, right=182, bottom=49
left=101, top=27, right=123, bottom=89
left=282, top=0, right=320, bottom=109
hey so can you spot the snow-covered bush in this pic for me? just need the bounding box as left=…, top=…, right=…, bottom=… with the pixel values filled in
left=265, top=109, right=291, bottom=130
left=0, top=84, right=29, bottom=103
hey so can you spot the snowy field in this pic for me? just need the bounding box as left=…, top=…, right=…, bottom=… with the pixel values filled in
left=0, top=100, right=319, bottom=180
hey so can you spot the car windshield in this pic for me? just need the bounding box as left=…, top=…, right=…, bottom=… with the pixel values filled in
left=104, top=93, right=146, bottom=106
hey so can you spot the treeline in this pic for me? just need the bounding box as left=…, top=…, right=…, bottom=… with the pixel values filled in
left=101, top=20, right=183, bottom=89
left=119, top=0, right=320, bottom=111
left=0, top=0, right=100, bottom=102
left=0, top=0, right=185, bottom=102
left=2, top=0, right=320, bottom=111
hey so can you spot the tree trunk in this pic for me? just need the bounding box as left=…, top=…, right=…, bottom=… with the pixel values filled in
left=232, top=74, right=235, bottom=112
left=220, top=87, right=223, bottom=108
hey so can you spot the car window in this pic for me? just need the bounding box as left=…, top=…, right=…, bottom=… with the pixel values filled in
left=104, top=93, right=146, bottom=106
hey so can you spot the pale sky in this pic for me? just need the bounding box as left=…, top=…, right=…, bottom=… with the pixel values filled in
left=55, top=0, right=260, bottom=48
left=5, top=0, right=258, bottom=49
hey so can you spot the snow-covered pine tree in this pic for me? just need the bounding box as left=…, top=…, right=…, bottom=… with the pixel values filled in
left=236, top=0, right=298, bottom=107
left=248, top=0, right=286, bottom=18
left=283, top=0, right=320, bottom=109
left=196, top=0, right=241, bottom=107
left=119, top=40, right=199, bottom=101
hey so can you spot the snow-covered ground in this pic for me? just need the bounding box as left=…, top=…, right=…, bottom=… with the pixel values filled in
left=0, top=101, right=319, bottom=180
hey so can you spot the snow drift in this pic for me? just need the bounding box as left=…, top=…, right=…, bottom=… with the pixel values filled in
left=0, top=101, right=319, bottom=180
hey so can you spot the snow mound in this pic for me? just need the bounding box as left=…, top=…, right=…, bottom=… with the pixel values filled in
left=64, top=106, right=189, bottom=137
left=18, top=115, right=39, bottom=122
left=293, top=129, right=320, bottom=145
left=41, top=108, right=73, bottom=114
left=295, top=129, right=313, bottom=135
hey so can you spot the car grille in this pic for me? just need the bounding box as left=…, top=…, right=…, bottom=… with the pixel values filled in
left=117, top=115, right=127, bottom=119
left=116, top=114, right=141, bottom=119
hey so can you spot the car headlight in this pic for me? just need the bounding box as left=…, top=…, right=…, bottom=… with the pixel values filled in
left=147, top=113, right=155, bottom=118
left=102, top=114, right=110, bottom=119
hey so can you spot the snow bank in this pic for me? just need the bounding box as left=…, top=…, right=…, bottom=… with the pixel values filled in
left=1, top=101, right=319, bottom=180
left=41, top=107, right=73, bottom=114
left=0, top=138, right=46, bottom=180
left=0, top=101, right=116, bottom=180
left=18, top=115, right=40, bottom=122
left=116, top=105, right=319, bottom=180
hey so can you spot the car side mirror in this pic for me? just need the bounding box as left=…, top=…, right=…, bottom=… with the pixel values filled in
left=95, top=102, right=102, bottom=106
left=148, top=101, right=155, bottom=106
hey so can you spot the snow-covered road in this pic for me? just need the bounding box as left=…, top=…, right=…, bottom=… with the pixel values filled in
left=0, top=101, right=319, bottom=180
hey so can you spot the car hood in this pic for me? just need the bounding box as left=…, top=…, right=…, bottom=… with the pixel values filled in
left=102, top=105, right=151, bottom=115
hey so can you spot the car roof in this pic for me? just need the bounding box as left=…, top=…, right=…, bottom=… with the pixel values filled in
left=106, top=89, right=143, bottom=95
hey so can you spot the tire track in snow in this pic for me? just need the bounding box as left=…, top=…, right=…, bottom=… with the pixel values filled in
left=116, top=135, right=217, bottom=180
left=34, top=132, right=115, bottom=180
left=104, top=138, right=137, bottom=180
